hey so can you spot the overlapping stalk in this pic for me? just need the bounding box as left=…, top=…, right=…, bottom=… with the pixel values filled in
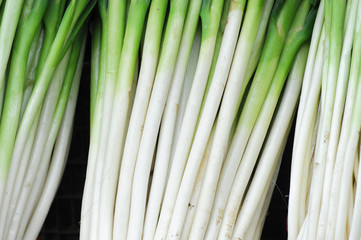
left=288, top=0, right=361, bottom=239
left=75, top=0, right=323, bottom=239
left=0, top=0, right=93, bottom=238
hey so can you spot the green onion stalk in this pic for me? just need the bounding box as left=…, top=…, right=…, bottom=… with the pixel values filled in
left=325, top=2, right=359, bottom=240
left=112, top=0, right=168, bottom=238
left=6, top=43, right=75, bottom=240
left=328, top=1, right=361, bottom=238
left=302, top=0, right=346, bottom=238
left=79, top=1, right=108, bottom=239
left=18, top=31, right=86, bottom=240
left=291, top=0, right=323, bottom=134
left=289, top=0, right=324, bottom=228
left=90, top=20, right=102, bottom=129
left=0, top=0, right=93, bottom=238
left=289, top=0, right=347, bottom=238
left=23, top=33, right=85, bottom=239
left=290, top=2, right=340, bottom=239
left=0, top=81, right=4, bottom=120
left=196, top=0, right=232, bottom=117
left=333, top=21, right=361, bottom=236
left=245, top=141, right=285, bottom=240
left=231, top=44, right=309, bottom=239
left=6, top=28, right=87, bottom=240
left=3, top=0, right=93, bottom=204
left=350, top=140, right=361, bottom=238
left=288, top=24, right=325, bottom=240
left=0, top=0, right=25, bottom=92
left=142, top=0, right=201, bottom=238
left=151, top=0, right=226, bottom=238
left=341, top=8, right=361, bottom=240
left=204, top=1, right=275, bottom=236
left=314, top=0, right=358, bottom=238
left=181, top=117, right=218, bottom=240
left=0, top=0, right=48, bottom=209
left=215, top=1, right=314, bottom=239
left=90, top=0, right=151, bottom=239
left=171, top=25, right=202, bottom=163
left=155, top=0, right=246, bottom=238
left=187, top=0, right=272, bottom=238
left=126, top=0, right=191, bottom=238
left=1, top=50, right=72, bottom=240
left=236, top=138, right=282, bottom=240
left=20, top=27, right=44, bottom=119
left=0, top=1, right=48, bottom=235
left=164, top=0, right=300, bottom=239
left=243, top=0, right=275, bottom=82
left=80, top=0, right=126, bottom=239
left=335, top=79, right=361, bottom=240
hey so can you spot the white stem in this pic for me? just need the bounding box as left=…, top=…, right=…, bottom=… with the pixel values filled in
left=298, top=105, right=321, bottom=227
left=288, top=27, right=325, bottom=240
left=229, top=44, right=306, bottom=240
left=180, top=119, right=216, bottom=240
left=80, top=26, right=107, bottom=240
left=23, top=76, right=79, bottom=240
left=349, top=140, right=361, bottom=240
left=90, top=74, right=115, bottom=240
left=143, top=24, right=202, bottom=240
left=7, top=53, right=71, bottom=240
left=16, top=38, right=86, bottom=240
left=347, top=184, right=354, bottom=237
left=314, top=0, right=358, bottom=238
left=218, top=45, right=306, bottom=239
left=189, top=1, right=269, bottom=238
left=325, top=3, right=361, bottom=235
left=171, top=50, right=196, bottom=162
left=0, top=52, right=70, bottom=238
left=112, top=1, right=168, bottom=238
left=335, top=131, right=359, bottom=239
left=194, top=1, right=273, bottom=237
left=294, top=0, right=324, bottom=138
left=241, top=137, right=286, bottom=240
left=16, top=147, right=48, bottom=240
left=127, top=9, right=189, bottom=239
left=156, top=7, right=246, bottom=239
left=0, top=112, right=37, bottom=239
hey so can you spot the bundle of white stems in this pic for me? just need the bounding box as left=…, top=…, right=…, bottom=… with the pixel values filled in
left=288, top=0, right=361, bottom=239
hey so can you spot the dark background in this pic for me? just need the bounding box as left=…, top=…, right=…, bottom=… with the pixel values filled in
left=38, top=34, right=292, bottom=240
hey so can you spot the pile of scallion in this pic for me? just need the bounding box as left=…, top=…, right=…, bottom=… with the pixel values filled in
left=0, top=0, right=94, bottom=239
left=288, top=0, right=361, bottom=239
left=80, top=0, right=320, bottom=239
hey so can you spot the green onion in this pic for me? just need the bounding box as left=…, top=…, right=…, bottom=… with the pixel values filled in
left=0, top=0, right=92, bottom=238
left=189, top=0, right=272, bottom=238
left=111, top=0, right=169, bottom=238
left=142, top=0, right=201, bottom=238
left=0, top=0, right=48, bottom=208
left=95, top=0, right=150, bottom=238
left=128, top=0, right=192, bottom=238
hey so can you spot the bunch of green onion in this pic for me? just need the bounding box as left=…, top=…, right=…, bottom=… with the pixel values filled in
left=288, top=0, right=361, bottom=239
left=80, top=0, right=318, bottom=239
left=0, top=0, right=94, bottom=239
